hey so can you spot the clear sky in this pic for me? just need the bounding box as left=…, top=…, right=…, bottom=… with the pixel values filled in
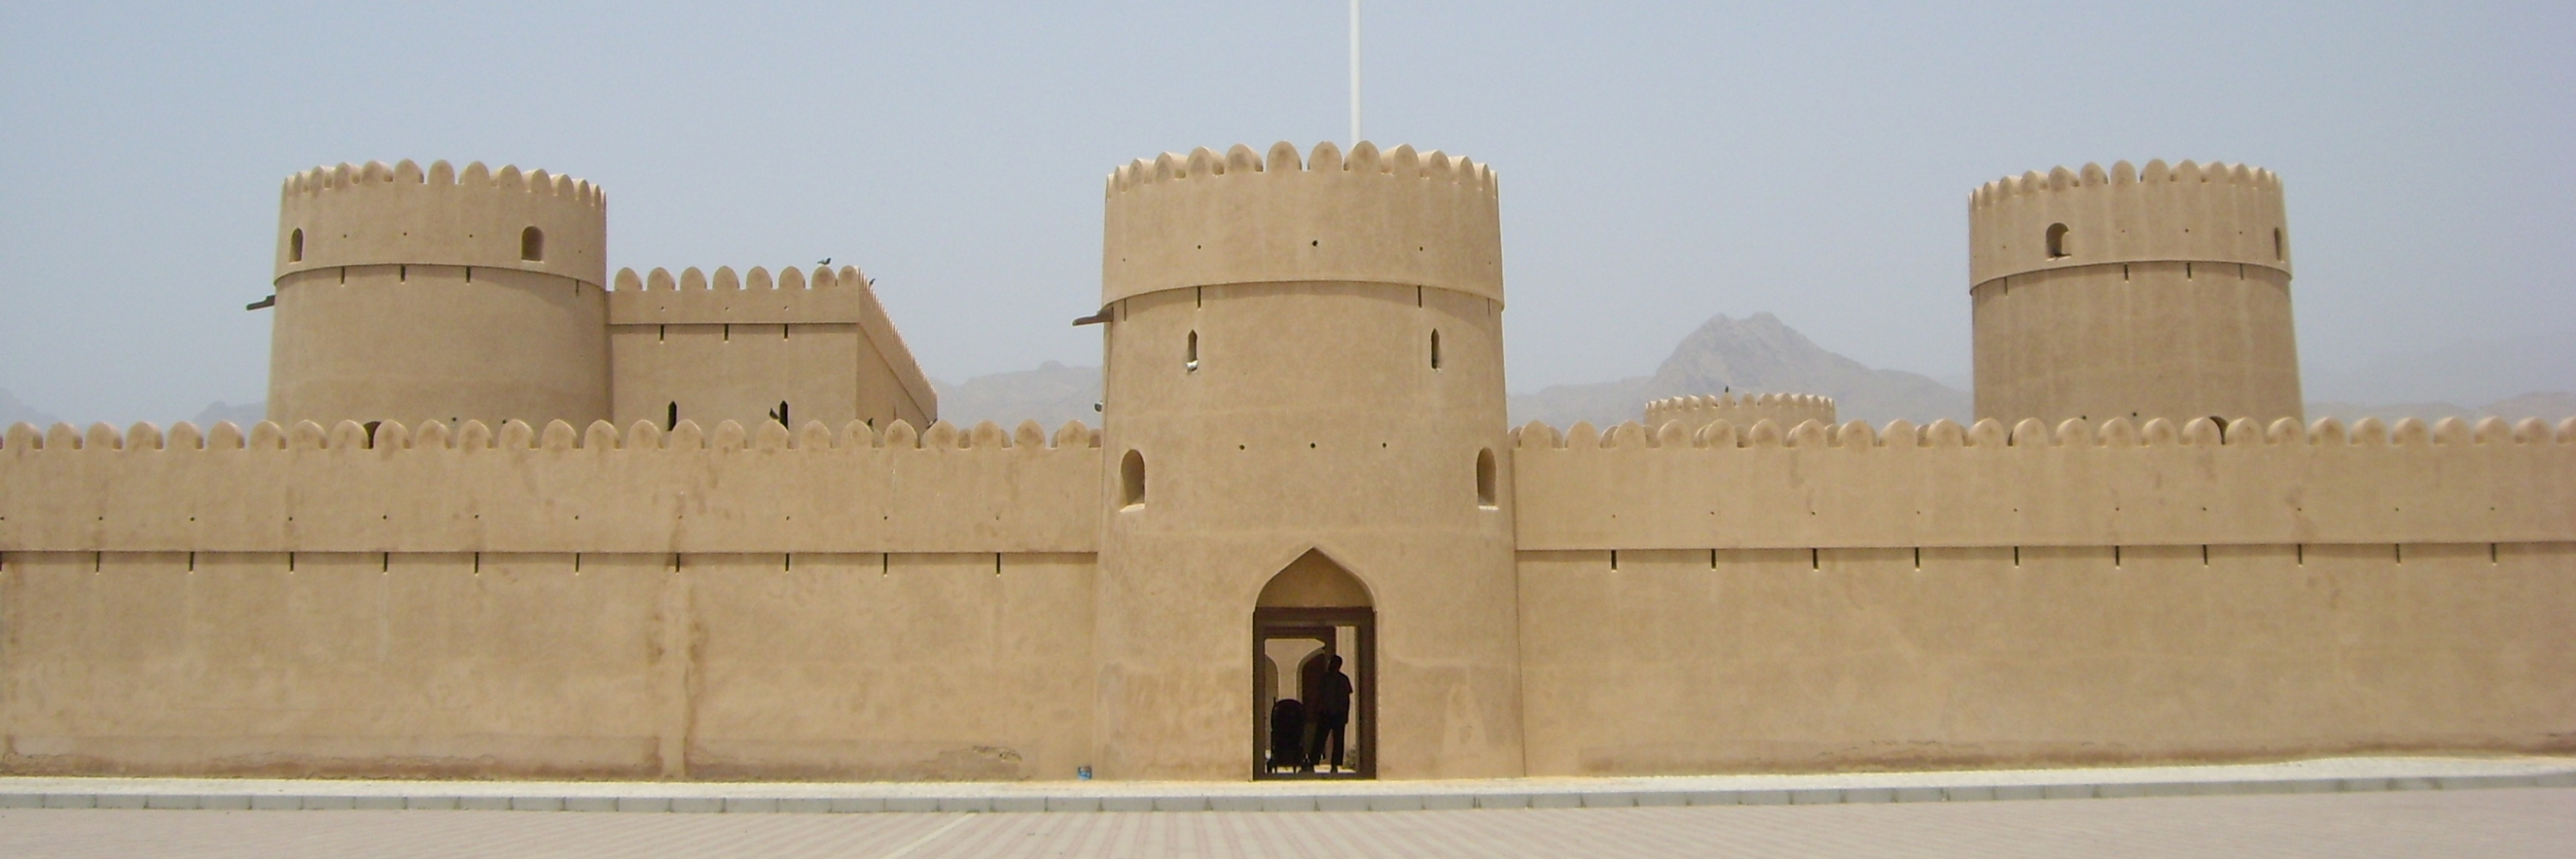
left=3, top=1, right=2569, bottom=423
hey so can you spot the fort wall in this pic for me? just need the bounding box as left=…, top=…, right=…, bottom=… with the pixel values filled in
left=0, top=549, right=1097, bottom=780
left=1517, top=541, right=2576, bottom=775
left=608, top=265, right=937, bottom=432
left=1510, top=414, right=2576, bottom=774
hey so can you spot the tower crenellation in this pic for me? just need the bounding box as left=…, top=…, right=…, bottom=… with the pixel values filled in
left=1103, top=140, right=1503, bottom=308
left=1970, top=159, right=2288, bottom=289
left=277, top=159, right=607, bottom=288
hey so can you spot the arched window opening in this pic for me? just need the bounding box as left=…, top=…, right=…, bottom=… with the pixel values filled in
left=520, top=226, right=545, bottom=261
left=1475, top=448, right=1497, bottom=508
left=1186, top=331, right=1200, bottom=372
left=666, top=401, right=677, bottom=431
left=1430, top=330, right=1443, bottom=370
left=768, top=400, right=790, bottom=427
left=2044, top=222, right=2070, bottom=259
left=289, top=228, right=304, bottom=262
left=1120, top=449, right=1147, bottom=508
left=2273, top=228, right=2285, bottom=261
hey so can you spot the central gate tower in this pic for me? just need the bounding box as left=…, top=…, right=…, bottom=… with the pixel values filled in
left=1091, top=141, right=1522, bottom=779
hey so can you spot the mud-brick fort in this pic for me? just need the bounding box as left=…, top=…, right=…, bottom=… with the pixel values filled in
left=0, top=143, right=2569, bottom=783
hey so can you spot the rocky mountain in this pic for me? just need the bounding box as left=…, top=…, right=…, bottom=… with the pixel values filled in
left=0, top=389, right=60, bottom=428
left=1508, top=313, right=1971, bottom=427
left=192, top=400, right=267, bottom=428
left=929, top=361, right=1103, bottom=429
left=923, top=314, right=1973, bottom=430
left=2306, top=391, right=2576, bottom=423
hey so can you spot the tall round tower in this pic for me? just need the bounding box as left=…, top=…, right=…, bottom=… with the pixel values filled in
left=1093, top=142, right=1520, bottom=779
left=268, top=159, right=610, bottom=429
left=1969, top=160, right=2300, bottom=427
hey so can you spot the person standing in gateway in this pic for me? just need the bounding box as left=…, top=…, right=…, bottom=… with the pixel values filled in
left=1303, top=655, right=1354, bottom=773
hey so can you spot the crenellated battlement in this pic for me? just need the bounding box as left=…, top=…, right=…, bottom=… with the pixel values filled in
left=0, top=417, right=1103, bottom=555
left=3, top=416, right=1097, bottom=454
left=1102, top=141, right=1504, bottom=305
left=1642, top=393, right=1836, bottom=436
left=607, top=265, right=881, bottom=325
left=282, top=160, right=605, bottom=209
left=1968, top=160, right=2289, bottom=287
left=1508, top=413, right=2576, bottom=552
left=276, top=159, right=608, bottom=287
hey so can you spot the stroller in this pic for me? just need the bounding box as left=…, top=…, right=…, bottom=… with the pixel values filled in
left=1267, top=698, right=1307, bottom=772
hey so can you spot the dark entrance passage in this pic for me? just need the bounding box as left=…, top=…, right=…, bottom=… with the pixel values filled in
left=1252, top=550, right=1376, bottom=780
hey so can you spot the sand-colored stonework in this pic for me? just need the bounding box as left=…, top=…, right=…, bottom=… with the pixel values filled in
left=1, top=144, right=2569, bottom=782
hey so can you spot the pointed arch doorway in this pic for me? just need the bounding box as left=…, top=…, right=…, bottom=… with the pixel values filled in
left=1252, top=549, right=1376, bottom=780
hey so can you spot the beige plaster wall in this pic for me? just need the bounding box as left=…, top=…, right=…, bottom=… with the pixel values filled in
left=609, top=265, right=937, bottom=431
left=268, top=265, right=610, bottom=430
left=0, top=417, right=1099, bottom=554
left=0, top=549, right=1095, bottom=780
left=1517, top=541, right=2576, bottom=775
left=1969, top=161, right=2300, bottom=427
left=1973, top=262, right=2301, bottom=427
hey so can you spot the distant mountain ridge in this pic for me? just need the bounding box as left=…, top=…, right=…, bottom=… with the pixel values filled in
left=1508, top=313, right=1971, bottom=427
left=929, top=361, right=1102, bottom=430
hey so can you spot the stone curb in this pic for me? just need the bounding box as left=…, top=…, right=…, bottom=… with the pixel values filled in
left=1, top=771, right=2567, bottom=814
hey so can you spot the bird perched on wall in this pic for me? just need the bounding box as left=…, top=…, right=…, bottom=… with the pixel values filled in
left=817, top=258, right=830, bottom=265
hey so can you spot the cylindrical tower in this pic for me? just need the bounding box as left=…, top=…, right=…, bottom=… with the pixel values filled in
left=1969, top=160, right=2300, bottom=427
left=268, top=159, right=610, bottom=429
left=1093, top=141, right=1519, bottom=779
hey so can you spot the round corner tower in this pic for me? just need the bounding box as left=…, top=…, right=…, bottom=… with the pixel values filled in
left=1969, top=160, right=2301, bottom=427
left=268, top=159, right=610, bottom=429
left=1093, top=141, right=1520, bottom=779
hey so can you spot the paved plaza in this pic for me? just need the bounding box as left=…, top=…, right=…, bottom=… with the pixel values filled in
left=0, top=788, right=2570, bottom=858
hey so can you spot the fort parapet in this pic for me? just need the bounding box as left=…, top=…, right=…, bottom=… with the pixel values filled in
left=606, top=265, right=936, bottom=433
left=1643, top=393, right=1835, bottom=436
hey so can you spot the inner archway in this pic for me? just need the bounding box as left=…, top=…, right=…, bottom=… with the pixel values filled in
left=1252, top=549, right=1376, bottom=780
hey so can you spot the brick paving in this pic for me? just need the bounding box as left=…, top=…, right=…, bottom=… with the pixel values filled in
left=1, top=788, right=2568, bottom=858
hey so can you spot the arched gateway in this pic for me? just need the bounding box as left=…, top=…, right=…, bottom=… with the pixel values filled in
left=1252, top=550, right=1376, bottom=779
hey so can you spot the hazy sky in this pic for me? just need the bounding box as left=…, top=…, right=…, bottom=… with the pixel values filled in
left=3, top=1, right=2570, bottom=423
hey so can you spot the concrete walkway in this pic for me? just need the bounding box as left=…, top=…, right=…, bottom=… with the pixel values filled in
left=5, top=755, right=2571, bottom=813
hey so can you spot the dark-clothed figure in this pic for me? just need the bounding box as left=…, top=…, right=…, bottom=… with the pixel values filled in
left=1303, top=655, right=1353, bottom=772
left=1268, top=698, right=1306, bottom=772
